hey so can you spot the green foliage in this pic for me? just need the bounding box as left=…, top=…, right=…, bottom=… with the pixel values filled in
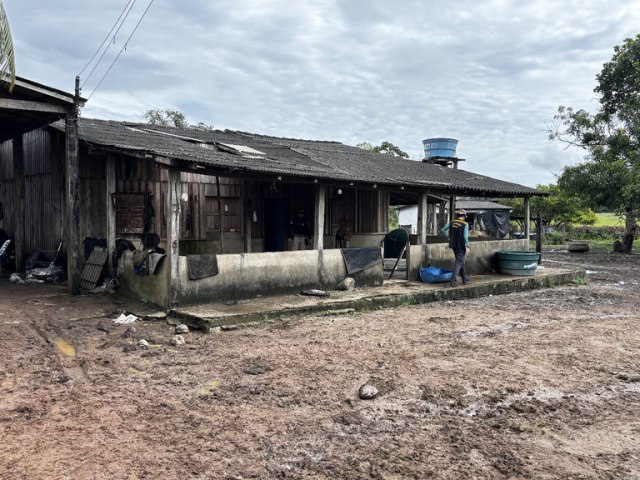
left=550, top=34, right=640, bottom=250
left=501, top=183, right=595, bottom=229
left=0, top=0, right=16, bottom=92
left=388, top=206, right=399, bottom=230
left=144, top=109, right=213, bottom=130
left=567, top=225, right=626, bottom=239
left=357, top=140, right=409, bottom=158
left=544, top=232, right=565, bottom=245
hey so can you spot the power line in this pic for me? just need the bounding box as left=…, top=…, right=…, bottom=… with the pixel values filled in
left=78, top=0, right=137, bottom=80
left=86, top=0, right=154, bottom=101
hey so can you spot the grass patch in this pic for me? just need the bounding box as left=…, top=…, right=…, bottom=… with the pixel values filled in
left=588, top=212, right=623, bottom=227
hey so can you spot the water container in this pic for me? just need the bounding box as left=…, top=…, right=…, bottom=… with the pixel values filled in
left=422, top=138, right=458, bottom=158
left=496, top=251, right=540, bottom=276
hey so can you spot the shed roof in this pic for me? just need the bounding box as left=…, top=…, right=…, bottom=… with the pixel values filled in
left=60, top=117, right=544, bottom=197
left=0, top=76, right=84, bottom=142
left=456, top=200, right=513, bottom=212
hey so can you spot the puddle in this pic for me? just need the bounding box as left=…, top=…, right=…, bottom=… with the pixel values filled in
left=54, top=338, right=76, bottom=357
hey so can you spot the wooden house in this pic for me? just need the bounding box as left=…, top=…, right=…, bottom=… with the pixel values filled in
left=1, top=82, right=544, bottom=308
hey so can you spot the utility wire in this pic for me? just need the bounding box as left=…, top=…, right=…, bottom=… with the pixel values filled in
left=82, top=0, right=138, bottom=87
left=78, top=0, right=136, bottom=79
left=86, top=0, right=154, bottom=101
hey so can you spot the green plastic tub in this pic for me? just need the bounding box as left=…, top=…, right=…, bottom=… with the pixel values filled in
left=496, top=251, right=540, bottom=276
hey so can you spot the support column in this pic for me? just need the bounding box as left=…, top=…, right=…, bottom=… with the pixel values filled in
left=243, top=180, right=252, bottom=253
left=216, top=176, right=224, bottom=253
left=430, top=203, right=437, bottom=235
left=313, top=184, right=326, bottom=250
left=524, top=196, right=531, bottom=241
left=449, top=195, right=455, bottom=223
left=65, top=77, right=81, bottom=294
left=417, top=192, right=428, bottom=245
left=12, top=134, right=25, bottom=272
left=166, top=169, right=181, bottom=309
left=105, top=156, right=116, bottom=277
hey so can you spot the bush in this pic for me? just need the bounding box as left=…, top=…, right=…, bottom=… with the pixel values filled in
left=544, top=232, right=566, bottom=245
left=566, top=226, right=627, bottom=240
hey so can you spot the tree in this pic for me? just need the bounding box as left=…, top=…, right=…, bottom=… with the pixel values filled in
left=549, top=34, right=640, bottom=252
left=357, top=140, right=409, bottom=230
left=502, top=184, right=596, bottom=231
left=144, top=109, right=213, bottom=130
left=356, top=140, right=409, bottom=158
left=0, top=0, right=16, bottom=92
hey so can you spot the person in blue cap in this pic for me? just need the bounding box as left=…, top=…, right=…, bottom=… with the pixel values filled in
left=440, top=209, right=470, bottom=287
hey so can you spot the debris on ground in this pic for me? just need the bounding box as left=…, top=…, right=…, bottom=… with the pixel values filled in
left=114, top=313, right=138, bottom=324
left=300, top=289, right=329, bottom=297
left=9, top=273, right=25, bottom=284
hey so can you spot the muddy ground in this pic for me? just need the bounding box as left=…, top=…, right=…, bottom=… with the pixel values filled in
left=1, top=250, right=639, bottom=479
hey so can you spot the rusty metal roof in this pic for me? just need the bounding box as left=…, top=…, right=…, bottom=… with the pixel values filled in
left=55, top=118, right=544, bottom=197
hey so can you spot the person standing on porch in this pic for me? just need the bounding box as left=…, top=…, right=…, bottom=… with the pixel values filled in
left=335, top=216, right=352, bottom=248
left=440, top=209, right=470, bottom=288
left=289, top=209, right=311, bottom=250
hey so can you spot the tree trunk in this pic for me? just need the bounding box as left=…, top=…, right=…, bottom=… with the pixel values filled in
left=622, top=206, right=637, bottom=254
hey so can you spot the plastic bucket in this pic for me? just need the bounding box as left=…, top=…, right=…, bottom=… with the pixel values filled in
left=422, top=138, right=458, bottom=158
left=496, top=251, right=540, bottom=276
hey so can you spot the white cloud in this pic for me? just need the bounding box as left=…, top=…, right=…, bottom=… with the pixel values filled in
left=5, top=0, right=639, bottom=187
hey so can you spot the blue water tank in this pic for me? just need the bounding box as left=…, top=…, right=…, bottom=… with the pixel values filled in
left=422, top=138, right=458, bottom=158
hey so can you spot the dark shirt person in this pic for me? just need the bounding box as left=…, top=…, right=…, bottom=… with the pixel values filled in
left=440, top=209, right=470, bottom=287
left=290, top=210, right=311, bottom=250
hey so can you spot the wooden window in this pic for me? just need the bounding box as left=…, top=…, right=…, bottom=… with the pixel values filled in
left=113, top=193, right=147, bottom=234
left=205, top=197, right=240, bottom=233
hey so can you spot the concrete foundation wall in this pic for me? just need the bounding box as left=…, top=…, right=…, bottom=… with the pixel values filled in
left=118, top=251, right=168, bottom=306
left=175, top=248, right=383, bottom=306
left=407, top=239, right=531, bottom=280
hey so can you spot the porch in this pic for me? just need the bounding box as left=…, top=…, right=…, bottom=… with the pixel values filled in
left=169, top=264, right=585, bottom=330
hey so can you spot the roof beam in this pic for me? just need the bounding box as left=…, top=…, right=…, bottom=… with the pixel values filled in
left=0, top=98, right=71, bottom=114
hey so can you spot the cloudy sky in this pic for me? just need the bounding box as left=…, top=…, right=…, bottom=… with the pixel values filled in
left=6, top=0, right=639, bottom=187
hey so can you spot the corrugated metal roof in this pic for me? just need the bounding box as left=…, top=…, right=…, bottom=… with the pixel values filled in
left=54, top=118, right=544, bottom=197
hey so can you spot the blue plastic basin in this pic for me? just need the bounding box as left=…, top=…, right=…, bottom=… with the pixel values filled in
left=420, top=267, right=453, bottom=283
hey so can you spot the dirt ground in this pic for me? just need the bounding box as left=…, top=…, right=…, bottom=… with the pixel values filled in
left=1, top=249, right=640, bottom=480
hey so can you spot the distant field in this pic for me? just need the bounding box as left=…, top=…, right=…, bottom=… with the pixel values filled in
left=590, top=212, right=624, bottom=227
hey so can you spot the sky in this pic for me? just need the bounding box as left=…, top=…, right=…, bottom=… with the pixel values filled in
left=5, top=0, right=640, bottom=187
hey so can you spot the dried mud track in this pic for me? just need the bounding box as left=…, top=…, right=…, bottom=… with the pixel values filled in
left=1, top=250, right=640, bottom=479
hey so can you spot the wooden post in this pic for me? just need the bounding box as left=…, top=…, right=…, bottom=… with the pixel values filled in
left=12, top=134, right=25, bottom=272
left=243, top=180, right=252, bottom=253
left=65, top=76, right=81, bottom=294
left=449, top=195, right=455, bottom=223
left=216, top=176, right=224, bottom=254
left=313, top=184, right=326, bottom=250
left=418, top=192, right=428, bottom=245
left=166, top=169, right=181, bottom=309
left=430, top=203, right=437, bottom=235
left=105, top=156, right=116, bottom=277
left=524, top=196, right=531, bottom=242
left=419, top=191, right=429, bottom=273
left=536, top=212, right=543, bottom=264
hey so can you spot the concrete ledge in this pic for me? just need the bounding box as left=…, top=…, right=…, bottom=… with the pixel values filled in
left=170, top=267, right=586, bottom=331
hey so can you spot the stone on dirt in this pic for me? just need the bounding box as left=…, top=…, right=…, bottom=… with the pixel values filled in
left=336, top=277, right=356, bottom=291
left=616, top=372, right=640, bottom=382
left=171, top=335, right=186, bottom=346
left=138, top=339, right=149, bottom=348
left=175, top=324, right=189, bottom=334
left=358, top=384, right=379, bottom=400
